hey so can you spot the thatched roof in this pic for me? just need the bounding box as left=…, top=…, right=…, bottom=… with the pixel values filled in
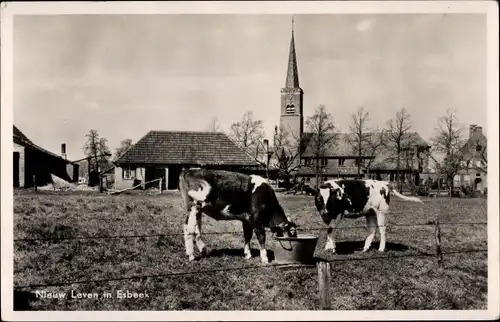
left=115, top=131, right=261, bottom=167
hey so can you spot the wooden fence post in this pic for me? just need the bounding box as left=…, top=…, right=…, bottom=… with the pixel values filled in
left=159, top=178, right=162, bottom=194
left=317, top=261, right=331, bottom=310
left=33, top=175, right=37, bottom=192
left=434, top=219, right=443, bottom=269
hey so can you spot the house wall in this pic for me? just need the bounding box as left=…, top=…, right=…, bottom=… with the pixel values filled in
left=14, top=143, right=25, bottom=187
left=114, top=166, right=134, bottom=190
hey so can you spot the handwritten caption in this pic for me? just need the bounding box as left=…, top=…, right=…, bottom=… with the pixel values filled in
left=35, top=290, right=149, bottom=300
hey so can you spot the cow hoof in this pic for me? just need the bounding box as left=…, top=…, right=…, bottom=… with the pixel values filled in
left=378, top=249, right=385, bottom=253
left=188, top=255, right=196, bottom=261
left=244, top=253, right=252, bottom=259
left=261, top=257, right=270, bottom=264
left=361, top=248, right=369, bottom=253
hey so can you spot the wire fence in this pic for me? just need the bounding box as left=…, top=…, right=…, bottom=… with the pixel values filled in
left=13, top=221, right=487, bottom=243
left=14, top=220, right=487, bottom=303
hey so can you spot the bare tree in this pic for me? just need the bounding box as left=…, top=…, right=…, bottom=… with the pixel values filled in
left=271, top=125, right=302, bottom=185
left=431, top=109, right=466, bottom=195
left=362, top=129, right=386, bottom=178
left=208, top=117, right=222, bottom=133
left=114, top=138, right=134, bottom=161
left=386, top=108, right=413, bottom=192
left=305, top=105, right=338, bottom=188
left=83, top=129, right=111, bottom=173
left=83, top=129, right=111, bottom=186
left=229, top=111, right=266, bottom=162
left=346, top=107, right=375, bottom=178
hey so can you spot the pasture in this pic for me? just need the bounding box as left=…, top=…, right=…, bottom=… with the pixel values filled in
left=13, top=190, right=487, bottom=310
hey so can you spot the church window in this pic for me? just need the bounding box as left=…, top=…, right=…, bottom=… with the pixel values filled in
left=476, top=144, right=483, bottom=152
left=286, top=104, right=295, bottom=114
left=338, top=158, right=345, bottom=166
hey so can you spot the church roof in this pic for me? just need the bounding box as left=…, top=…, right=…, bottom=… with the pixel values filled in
left=285, top=28, right=300, bottom=88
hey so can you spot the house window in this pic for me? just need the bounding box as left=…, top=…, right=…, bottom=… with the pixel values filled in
left=338, top=158, right=345, bottom=166
left=286, top=104, right=295, bottom=114
left=322, top=159, right=328, bottom=166
left=476, top=145, right=482, bottom=152
left=476, top=173, right=481, bottom=177
left=123, top=169, right=136, bottom=180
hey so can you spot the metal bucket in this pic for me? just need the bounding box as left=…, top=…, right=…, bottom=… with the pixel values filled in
left=272, top=234, right=319, bottom=264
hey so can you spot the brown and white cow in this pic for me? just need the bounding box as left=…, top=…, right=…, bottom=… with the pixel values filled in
left=314, top=179, right=423, bottom=254
left=179, top=168, right=297, bottom=263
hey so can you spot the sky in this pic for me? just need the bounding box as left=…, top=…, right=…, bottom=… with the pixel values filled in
left=13, top=13, right=487, bottom=161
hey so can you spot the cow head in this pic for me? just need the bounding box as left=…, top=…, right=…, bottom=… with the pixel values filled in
left=271, top=216, right=298, bottom=237
left=315, top=181, right=348, bottom=224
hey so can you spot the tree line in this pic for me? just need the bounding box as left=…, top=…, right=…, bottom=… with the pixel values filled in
left=221, top=106, right=485, bottom=193
left=78, top=105, right=485, bottom=194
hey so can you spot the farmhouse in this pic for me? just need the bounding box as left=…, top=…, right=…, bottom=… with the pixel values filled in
left=113, top=131, right=264, bottom=190
left=13, top=125, right=79, bottom=188
left=454, top=124, right=487, bottom=193
left=295, top=132, right=430, bottom=185
left=275, top=23, right=431, bottom=186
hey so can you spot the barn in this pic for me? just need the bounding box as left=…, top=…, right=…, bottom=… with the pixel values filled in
left=13, top=125, right=79, bottom=188
left=113, top=131, right=265, bottom=190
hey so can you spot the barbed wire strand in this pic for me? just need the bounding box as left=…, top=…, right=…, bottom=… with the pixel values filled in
left=13, top=249, right=486, bottom=290
left=13, top=221, right=487, bottom=243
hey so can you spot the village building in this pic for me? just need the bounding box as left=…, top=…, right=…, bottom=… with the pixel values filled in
left=13, top=125, right=79, bottom=188
left=113, top=131, right=263, bottom=190
left=275, top=23, right=431, bottom=186
left=454, top=124, right=487, bottom=193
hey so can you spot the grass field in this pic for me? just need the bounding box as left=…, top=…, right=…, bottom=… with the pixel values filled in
left=13, top=189, right=488, bottom=310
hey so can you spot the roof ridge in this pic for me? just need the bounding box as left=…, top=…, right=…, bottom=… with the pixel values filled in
left=150, top=130, right=225, bottom=134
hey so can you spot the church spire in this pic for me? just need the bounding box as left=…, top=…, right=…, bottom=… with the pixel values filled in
left=285, top=17, right=299, bottom=88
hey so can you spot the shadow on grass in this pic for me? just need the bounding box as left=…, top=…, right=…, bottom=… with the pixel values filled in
left=331, top=241, right=410, bottom=255
left=204, top=248, right=331, bottom=266
left=206, top=248, right=276, bottom=262
left=198, top=241, right=412, bottom=261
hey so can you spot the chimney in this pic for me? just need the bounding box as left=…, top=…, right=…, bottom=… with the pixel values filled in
left=469, top=125, right=476, bottom=138
left=61, top=143, right=67, bottom=160
left=469, top=125, right=483, bottom=139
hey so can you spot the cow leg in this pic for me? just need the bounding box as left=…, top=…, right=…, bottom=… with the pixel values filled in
left=324, top=215, right=342, bottom=254
left=195, top=212, right=209, bottom=257
left=254, top=227, right=269, bottom=263
left=242, top=221, right=253, bottom=259
left=184, top=203, right=199, bottom=261
left=376, top=206, right=389, bottom=252
left=362, top=211, right=378, bottom=252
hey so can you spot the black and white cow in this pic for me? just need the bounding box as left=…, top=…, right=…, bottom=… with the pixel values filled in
left=178, top=168, right=298, bottom=263
left=314, top=179, right=423, bottom=254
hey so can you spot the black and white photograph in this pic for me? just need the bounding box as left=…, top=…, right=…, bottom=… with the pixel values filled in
left=1, top=1, right=498, bottom=320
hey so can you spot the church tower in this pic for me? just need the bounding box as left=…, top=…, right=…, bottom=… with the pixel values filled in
left=279, top=18, right=304, bottom=142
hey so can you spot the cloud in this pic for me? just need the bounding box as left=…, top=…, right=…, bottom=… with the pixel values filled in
left=356, top=19, right=375, bottom=32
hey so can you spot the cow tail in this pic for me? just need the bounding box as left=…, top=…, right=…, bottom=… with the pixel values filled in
left=179, top=169, right=191, bottom=210
left=388, top=183, right=424, bottom=203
